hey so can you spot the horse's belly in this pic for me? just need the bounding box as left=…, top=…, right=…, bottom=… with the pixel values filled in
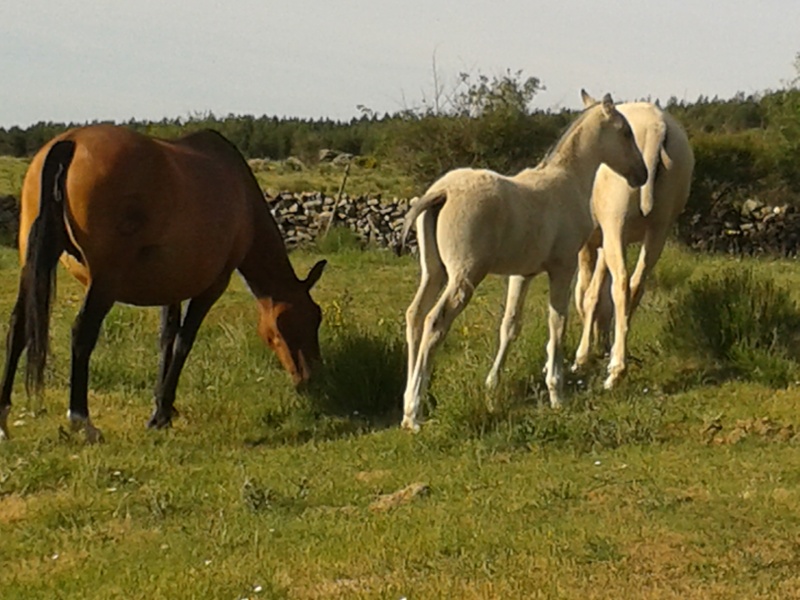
left=78, top=242, right=236, bottom=306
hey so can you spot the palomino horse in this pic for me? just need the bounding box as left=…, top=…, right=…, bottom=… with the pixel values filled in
left=0, top=125, right=326, bottom=442
left=571, top=92, right=694, bottom=388
left=400, top=93, right=648, bottom=431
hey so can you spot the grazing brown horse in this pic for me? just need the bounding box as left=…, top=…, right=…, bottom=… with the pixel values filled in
left=0, top=125, right=326, bottom=442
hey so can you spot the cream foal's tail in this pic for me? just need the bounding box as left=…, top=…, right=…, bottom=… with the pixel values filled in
left=638, top=117, right=670, bottom=217
left=400, top=191, right=447, bottom=252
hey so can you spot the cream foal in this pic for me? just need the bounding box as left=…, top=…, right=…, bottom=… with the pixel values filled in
left=400, top=93, right=648, bottom=431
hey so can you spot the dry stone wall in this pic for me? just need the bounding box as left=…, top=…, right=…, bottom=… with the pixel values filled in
left=2, top=190, right=800, bottom=258
left=267, top=191, right=417, bottom=253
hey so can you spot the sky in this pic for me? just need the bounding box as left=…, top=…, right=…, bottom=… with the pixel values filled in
left=2, top=0, right=799, bottom=128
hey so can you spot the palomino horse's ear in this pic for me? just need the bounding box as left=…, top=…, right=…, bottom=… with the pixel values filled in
left=580, top=89, right=597, bottom=107
left=304, top=259, right=327, bottom=290
left=601, top=93, right=616, bottom=116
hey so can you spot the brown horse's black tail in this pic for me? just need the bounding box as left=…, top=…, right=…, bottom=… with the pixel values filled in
left=24, top=140, right=76, bottom=395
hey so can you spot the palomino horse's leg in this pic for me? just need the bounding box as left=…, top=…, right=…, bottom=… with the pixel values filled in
left=70, top=286, right=114, bottom=443
left=404, top=212, right=446, bottom=399
left=402, top=275, right=476, bottom=431
left=544, top=267, right=573, bottom=409
left=0, top=291, right=27, bottom=440
left=572, top=248, right=608, bottom=373
left=600, top=229, right=630, bottom=390
left=153, top=304, right=181, bottom=409
left=485, top=275, right=533, bottom=390
left=628, top=223, right=670, bottom=321
left=149, top=280, right=228, bottom=429
left=574, top=241, right=598, bottom=324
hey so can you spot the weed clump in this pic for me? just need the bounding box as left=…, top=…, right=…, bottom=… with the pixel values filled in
left=663, top=267, right=800, bottom=385
left=314, top=225, right=364, bottom=254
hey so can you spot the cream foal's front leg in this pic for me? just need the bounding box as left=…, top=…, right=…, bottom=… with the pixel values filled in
left=544, top=269, right=572, bottom=408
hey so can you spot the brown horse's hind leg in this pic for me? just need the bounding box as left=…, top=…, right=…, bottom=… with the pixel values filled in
left=0, top=291, right=27, bottom=440
left=148, top=280, right=228, bottom=429
left=70, top=285, right=114, bottom=443
left=153, top=304, right=181, bottom=414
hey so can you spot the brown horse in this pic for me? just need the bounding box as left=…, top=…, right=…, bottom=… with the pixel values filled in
left=0, top=125, right=326, bottom=442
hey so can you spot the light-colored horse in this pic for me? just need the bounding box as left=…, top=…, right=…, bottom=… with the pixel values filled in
left=571, top=92, right=694, bottom=388
left=400, top=93, right=648, bottom=431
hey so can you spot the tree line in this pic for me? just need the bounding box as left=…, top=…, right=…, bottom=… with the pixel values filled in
left=2, top=70, right=799, bottom=215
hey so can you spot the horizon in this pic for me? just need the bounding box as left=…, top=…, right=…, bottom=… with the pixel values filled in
left=3, top=1, right=798, bottom=129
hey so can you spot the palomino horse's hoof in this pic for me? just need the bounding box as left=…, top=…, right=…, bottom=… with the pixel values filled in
left=604, top=367, right=626, bottom=390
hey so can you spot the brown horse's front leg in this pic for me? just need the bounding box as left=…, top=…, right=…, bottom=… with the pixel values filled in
left=148, top=281, right=228, bottom=429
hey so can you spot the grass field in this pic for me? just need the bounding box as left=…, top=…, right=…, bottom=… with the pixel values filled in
left=1, top=241, right=799, bottom=599
left=0, top=155, right=416, bottom=200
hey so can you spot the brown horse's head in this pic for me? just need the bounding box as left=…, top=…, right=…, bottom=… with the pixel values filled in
left=257, top=260, right=326, bottom=385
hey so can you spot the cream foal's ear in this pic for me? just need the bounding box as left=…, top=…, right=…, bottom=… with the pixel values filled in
left=580, top=89, right=596, bottom=107
left=601, top=93, right=616, bottom=116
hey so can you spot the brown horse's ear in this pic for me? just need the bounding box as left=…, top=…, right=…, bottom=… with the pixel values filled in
left=580, top=89, right=596, bottom=107
left=601, top=93, right=616, bottom=116
left=305, top=259, right=327, bottom=290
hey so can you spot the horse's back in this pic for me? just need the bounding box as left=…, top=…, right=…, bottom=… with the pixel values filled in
left=426, top=168, right=571, bottom=276
left=20, top=125, right=258, bottom=305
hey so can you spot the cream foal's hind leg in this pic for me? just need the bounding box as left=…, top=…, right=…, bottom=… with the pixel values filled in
left=486, top=275, right=533, bottom=391
left=403, top=211, right=446, bottom=414
left=402, top=276, right=476, bottom=431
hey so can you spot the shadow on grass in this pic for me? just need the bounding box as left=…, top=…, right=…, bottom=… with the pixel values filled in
left=244, top=329, right=405, bottom=447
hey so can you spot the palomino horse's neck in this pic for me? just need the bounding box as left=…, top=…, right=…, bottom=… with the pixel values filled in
left=237, top=198, right=303, bottom=301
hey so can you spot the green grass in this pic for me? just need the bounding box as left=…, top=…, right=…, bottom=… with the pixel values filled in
left=0, top=155, right=418, bottom=200
left=250, top=158, right=417, bottom=198
left=1, top=243, right=800, bottom=599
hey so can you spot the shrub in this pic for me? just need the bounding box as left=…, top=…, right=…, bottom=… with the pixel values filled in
left=314, top=225, right=365, bottom=254
left=663, top=267, right=800, bottom=385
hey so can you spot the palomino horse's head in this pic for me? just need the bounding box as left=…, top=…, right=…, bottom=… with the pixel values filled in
left=257, top=259, right=327, bottom=385
left=581, top=90, right=648, bottom=189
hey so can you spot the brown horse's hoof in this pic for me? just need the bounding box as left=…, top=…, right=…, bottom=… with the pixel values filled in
left=147, top=411, right=173, bottom=430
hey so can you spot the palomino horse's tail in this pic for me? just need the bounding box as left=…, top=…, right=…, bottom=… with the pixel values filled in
left=24, top=139, right=77, bottom=395
left=638, top=119, right=669, bottom=217
left=400, top=191, right=447, bottom=252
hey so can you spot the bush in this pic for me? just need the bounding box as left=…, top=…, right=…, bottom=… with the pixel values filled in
left=663, top=267, right=800, bottom=385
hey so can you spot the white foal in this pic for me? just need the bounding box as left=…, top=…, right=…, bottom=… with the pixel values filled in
left=400, top=93, right=648, bottom=431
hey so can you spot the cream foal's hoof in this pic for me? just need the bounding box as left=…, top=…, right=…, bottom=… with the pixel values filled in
left=400, top=416, right=420, bottom=433
left=604, top=365, right=625, bottom=390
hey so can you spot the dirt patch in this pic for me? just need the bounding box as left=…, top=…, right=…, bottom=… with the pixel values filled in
left=0, top=494, right=28, bottom=524
left=354, top=469, right=391, bottom=484
left=369, top=482, right=429, bottom=513
left=701, top=416, right=796, bottom=445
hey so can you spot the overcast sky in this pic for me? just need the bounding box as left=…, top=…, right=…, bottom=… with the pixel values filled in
left=2, top=0, right=798, bottom=127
